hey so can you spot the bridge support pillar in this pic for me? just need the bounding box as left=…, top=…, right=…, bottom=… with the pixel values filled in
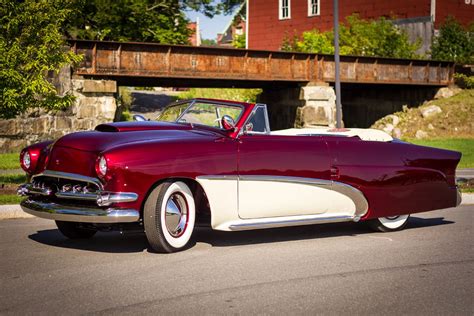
left=259, top=82, right=337, bottom=130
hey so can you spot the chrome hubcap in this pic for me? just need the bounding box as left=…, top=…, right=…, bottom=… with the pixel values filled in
left=385, top=216, right=400, bottom=220
left=165, top=193, right=188, bottom=237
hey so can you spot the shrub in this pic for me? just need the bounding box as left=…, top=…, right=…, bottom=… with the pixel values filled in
left=282, top=14, right=421, bottom=59
left=431, top=17, right=473, bottom=64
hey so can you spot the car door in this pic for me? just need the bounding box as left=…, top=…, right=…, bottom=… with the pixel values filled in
left=237, top=133, right=335, bottom=219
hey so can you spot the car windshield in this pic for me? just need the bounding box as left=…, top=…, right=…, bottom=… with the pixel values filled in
left=157, top=101, right=243, bottom=129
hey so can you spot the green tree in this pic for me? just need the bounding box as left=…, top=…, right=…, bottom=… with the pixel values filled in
left=0, top=0, right=82, bottom=119
left=66, top=0, right=245, bottom=43
left=431, top=17, right=473, bottom=64
left=232, top=34, right=246, bottom=48
left=201, top=38, right=217, bottom=46
left=284, top=14, right=420, bottom=59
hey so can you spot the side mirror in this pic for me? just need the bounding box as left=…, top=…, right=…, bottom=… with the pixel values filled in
left=133, top=114, right=148, bottom=121
left=221, top=115, right=235, bottom=131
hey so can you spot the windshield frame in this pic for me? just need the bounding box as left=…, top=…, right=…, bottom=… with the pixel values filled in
left=159, top=99, right=245, bottom=131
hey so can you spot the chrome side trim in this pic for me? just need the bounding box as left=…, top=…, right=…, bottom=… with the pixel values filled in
left=238, top=175, right=369, bottom=217
left=20, top=199, right=140, bottom=223
left=32, top=170, right=103, bottom=190
left=239, top=175, right=331, bottom=187
left=197, top=175, right=239, bottom=181
left=229, top=214, right=354, bottom=231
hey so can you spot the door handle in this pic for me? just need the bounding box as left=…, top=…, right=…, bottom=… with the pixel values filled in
left=330, top=166, right=340, bottom=180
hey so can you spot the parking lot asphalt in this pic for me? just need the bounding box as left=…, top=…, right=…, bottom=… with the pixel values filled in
left=0, top=206, right=473, bottom=315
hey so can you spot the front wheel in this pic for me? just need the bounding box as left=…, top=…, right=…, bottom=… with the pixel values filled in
left=55, top=221, right=97, bottom=239
left=143, top=181, right=196, bottom=253
left=368, top=214, right=410, bottom=232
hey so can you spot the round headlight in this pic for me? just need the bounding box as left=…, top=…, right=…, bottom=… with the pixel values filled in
left=23, top=151, right=31, bottom=169
left=97, top=156, right=107, bottom=177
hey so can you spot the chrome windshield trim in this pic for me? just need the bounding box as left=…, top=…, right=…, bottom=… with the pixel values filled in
left=20, top=199, right=140, bottom=223
left=32, top=170, right=103, bottom=190
left=171, top=99, right=245, bottom=129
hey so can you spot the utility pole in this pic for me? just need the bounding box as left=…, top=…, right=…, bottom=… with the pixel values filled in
left=333, top=0, right=342, bottom=128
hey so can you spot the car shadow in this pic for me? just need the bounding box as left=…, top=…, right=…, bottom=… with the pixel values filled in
left=28, top=216, right=454, bottom=253
left=192, top=216, right=454, bottom=247
left=28, top=229, right=148, bottom=253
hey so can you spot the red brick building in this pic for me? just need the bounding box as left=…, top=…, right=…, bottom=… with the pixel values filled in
left=187, top=20, right=201, bottom=46
left=247, top=0, right=474, bottom=51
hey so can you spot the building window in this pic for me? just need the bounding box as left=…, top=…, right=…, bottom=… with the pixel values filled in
left=279, top=0, right=291, bottom=20
left=308, top=0, right=320, bottom=16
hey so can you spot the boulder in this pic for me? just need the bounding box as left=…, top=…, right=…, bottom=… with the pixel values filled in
left=415, top=130, right=428, bottom=139
left=434, top=87, right=461, bottom=100
left=420, top=105, right=442, bottom=118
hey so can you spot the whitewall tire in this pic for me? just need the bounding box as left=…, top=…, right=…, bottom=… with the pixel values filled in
left=369, top=214, right=410, bottom=232
left=144, top=181, right=196, bottom=253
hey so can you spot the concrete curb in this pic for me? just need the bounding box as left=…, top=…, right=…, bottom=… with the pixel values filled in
left=1, top=193, right=473, bottom=220
left=0, top=204, right=33, bottom=220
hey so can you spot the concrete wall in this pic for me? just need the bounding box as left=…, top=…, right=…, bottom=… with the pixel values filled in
left=259, top=83, right=336, bottom=130
left=0, top=79, right=117, bottom=153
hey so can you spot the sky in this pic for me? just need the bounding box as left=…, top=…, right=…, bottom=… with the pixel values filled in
left=184, top=9, right=236, bottom=40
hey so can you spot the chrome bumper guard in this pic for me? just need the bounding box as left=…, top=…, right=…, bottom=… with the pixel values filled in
left=17, top=183, right=138, bottom=207
left=20, top=199, right=140, bottom=223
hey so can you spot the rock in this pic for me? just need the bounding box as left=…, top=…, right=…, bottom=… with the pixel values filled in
left=420, top=105, right=442, bottom=118
left=383, top=123, right=394, bottom=134
left=416, top=130, right=428, bottom=139
left=386, top=115, right=400, bottom=127
left=392, top=115, right=400, bottom=127
left=428, top=123, right=434, bottom=130
left=434, top=87, right=462, bottom=99
left=392, top=128, right=402, bottom=139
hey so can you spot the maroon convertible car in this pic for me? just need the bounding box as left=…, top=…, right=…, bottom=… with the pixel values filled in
left=18, top=98, right=462, bottom=252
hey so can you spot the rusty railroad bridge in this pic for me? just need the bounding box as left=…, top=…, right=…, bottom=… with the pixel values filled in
left=70, top=40, right=454, bottom=87
left=68, top=40, right=455, bottom=128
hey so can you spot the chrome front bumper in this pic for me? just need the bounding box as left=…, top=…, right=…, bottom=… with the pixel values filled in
left=20, top=199, right=140, bottom=223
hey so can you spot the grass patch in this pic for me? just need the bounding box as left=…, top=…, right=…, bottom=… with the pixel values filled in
left=0, top=194, right=23, bottom=205
left=0, top=174, right=26, bottom=184
left=406, top=138, right=474, bottom=168
left=177, top=88, right=262, bottom=103
left=0, top=153, right=20, bottom=170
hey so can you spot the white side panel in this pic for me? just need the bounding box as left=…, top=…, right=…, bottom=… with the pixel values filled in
left=238, top=180, right=356, bottom=219
left=196, top=177, right=239, bottom=231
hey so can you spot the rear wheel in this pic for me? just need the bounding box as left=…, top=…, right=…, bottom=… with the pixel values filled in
left=55, top=221, right=97, bottom=239
left=143, top=181, right=196, bottom=253
left=368, top=215, right=410, bottom=232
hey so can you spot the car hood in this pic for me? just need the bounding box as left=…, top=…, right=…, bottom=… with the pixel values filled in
left=54, top=121, right=216, bottom=152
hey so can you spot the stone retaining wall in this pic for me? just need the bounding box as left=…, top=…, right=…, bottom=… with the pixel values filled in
left=0, top=79, right=117, bottom=153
